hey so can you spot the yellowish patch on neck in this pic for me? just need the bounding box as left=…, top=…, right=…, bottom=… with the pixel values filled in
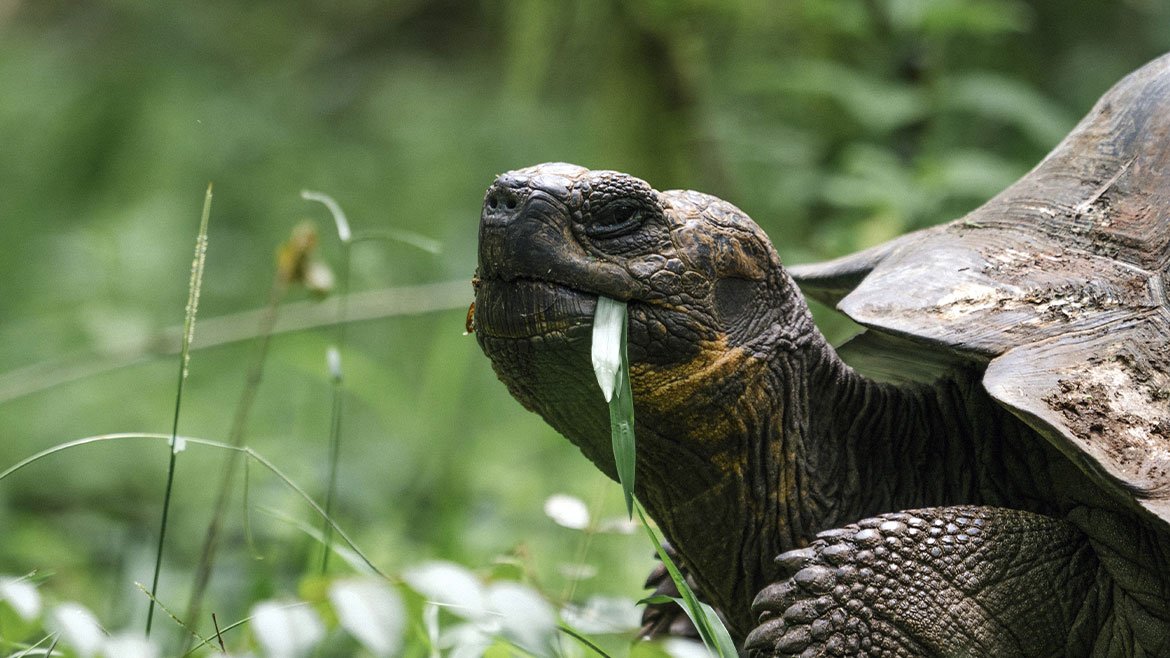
left=630, top=336, right=766, bottom=450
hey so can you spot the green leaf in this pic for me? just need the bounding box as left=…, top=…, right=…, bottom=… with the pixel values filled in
left=637, top=594, right=678, bottom=606
left=594, top=296, right=636, bottom=517
left=636, top=506, right=737, bottom=658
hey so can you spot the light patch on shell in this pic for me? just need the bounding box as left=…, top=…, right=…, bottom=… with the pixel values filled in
left=1044, top=358, right=1170, bottom=493
left=1086, top=363, right=1170, bottom=448
left=934, top=282, right=1006, bottom=319
left=986, top=247, right=1038, bottom=268
left=591, top=296, right=627, bottom=402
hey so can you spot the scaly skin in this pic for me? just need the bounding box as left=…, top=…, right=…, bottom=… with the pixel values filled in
left=472, top=163, right=1170, bottom=653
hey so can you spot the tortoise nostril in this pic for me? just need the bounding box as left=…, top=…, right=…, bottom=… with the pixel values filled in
left=486, top=187, right=521, bottom=213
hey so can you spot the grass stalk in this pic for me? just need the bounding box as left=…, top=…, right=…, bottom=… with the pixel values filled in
left=301, top=191, right=441, bottom=574
left=0, top=280, right=470, bottom=405
left=555, top=624, right=613, bottom=658
left=146, top=183, right=212, bottom=637
left=636, top=504, right=736, bottom=657
left=321, top=342, right=346, bottom=573
left=301, top=189, right=353, bottom=574
left=136, top=582, right=213, bottom=649
left=592, top=297, right=735, bottom=654
left=0, top=432, right=382, bottom=576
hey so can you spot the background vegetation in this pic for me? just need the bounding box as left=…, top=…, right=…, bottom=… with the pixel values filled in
left=2, top=0, right=1169, bottom=655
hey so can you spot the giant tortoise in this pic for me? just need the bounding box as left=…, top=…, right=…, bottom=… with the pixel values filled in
left=472, top=53, right=1170, bottom=656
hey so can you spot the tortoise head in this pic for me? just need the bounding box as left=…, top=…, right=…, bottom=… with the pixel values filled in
left=473, top=162, right=812, bottom=489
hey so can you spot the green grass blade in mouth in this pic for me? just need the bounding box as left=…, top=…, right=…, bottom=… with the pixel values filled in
left=590, top=296, right=625, bottom=403
left=592, top=296, right=635, bottom=517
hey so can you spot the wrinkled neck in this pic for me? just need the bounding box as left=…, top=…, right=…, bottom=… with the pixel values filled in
left=631, top=334, right=827, bottom=640
left=805, top=340, right=1051, bottom=527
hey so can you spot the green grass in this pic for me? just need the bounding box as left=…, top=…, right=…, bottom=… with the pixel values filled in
left=0, top=193, right=694, bottom=658
left=593, top=296, right=736, bottom=656
left=147, top=182, right=212, bottom=636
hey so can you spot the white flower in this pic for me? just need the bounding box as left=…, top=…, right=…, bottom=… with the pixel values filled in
left=328, top=578, right=405, bottom=657
left=249, top=601, right=323, bottom=658
left=48, top=602, right=103, bottom=658
left=543, top=493, right=591, bottom=530
left=0, top=577, right=41, bottom=621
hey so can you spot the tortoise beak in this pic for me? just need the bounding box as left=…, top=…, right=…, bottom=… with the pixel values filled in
left=475, top=175, right=594, bottom=339
left=476, top=174, right=648, bottom=301
left=477, top=178, right=570, bottom=284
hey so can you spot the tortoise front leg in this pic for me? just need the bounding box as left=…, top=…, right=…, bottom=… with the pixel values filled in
left=745, top=506, right=1102, bottom=657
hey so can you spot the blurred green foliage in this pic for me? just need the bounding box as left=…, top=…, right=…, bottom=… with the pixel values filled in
left=1, top=0, right=1168, bottom=653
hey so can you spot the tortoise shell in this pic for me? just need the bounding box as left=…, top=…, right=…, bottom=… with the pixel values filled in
left=790, top=53, right=1170, bottom=524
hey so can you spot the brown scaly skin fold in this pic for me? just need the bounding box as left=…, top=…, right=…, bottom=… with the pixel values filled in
left=473, top=163, right=1170, bottom=653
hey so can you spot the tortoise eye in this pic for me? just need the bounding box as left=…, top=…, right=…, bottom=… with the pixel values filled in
left=586, top=201, right=644, bottom=239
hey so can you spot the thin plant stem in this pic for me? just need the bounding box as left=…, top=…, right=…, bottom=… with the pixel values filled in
left=181, top=273, right=288, bottom=650
left=136, top=581, right=214, bottom=649
left=146, top=439, right=179, bottom=636
left=0, top=279, right=470, bottom=405
left=350, top=228, right=442, bottom=254
left=320, top=247, right=350, bottom=573
left=212, top=613, right=226, bottom=652
left=259, top=506, right=382, bottom=577
left=243, top=451, right=262, bottom=560
left=180, top=608, right=257, bottom=657
left=147, top=183, right=212, bottom=637
left=636, top=502, right=736, bottom=657
left=11, top=632, right=54, bottom=657
left=555, top=624, right=613, bottom=658
left=0, top=433, right=379, bottom=573
left=301, top=190, right=442, bottom=573
left=302, top=189, right=353, bottom=574
left=560, top=480, right=608, bottom=604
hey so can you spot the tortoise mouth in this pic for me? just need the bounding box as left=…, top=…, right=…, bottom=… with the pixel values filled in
left=473, top=276, right=598, bottom=341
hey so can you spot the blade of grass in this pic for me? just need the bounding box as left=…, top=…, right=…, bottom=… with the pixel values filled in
left=11, top=632, right=54, bottom=657
left=257, top=506, right=381, bottom=578
left=0, top=433, right=384, bottom=581
left=351, top=228, right=442, bottom=254
left=301, top=190, right=443, bottom=574
left=592, top=296, right=635, bottom=517
left=555, top=624, right=613, bottom=658
left=135, top=582, right=213, bottom=649
left=0, top=280, right=471, bottom=406
left=609, top=365, right=635, bottom=519
left=146, top=182, right=212, bottom=637
left=635, top=504, right=736, bottom=658
left=0, top=433, right=185, bottom=481
left=179, top=610, right=255, bottom=657
left=589, top=296, right=734, bottom=653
